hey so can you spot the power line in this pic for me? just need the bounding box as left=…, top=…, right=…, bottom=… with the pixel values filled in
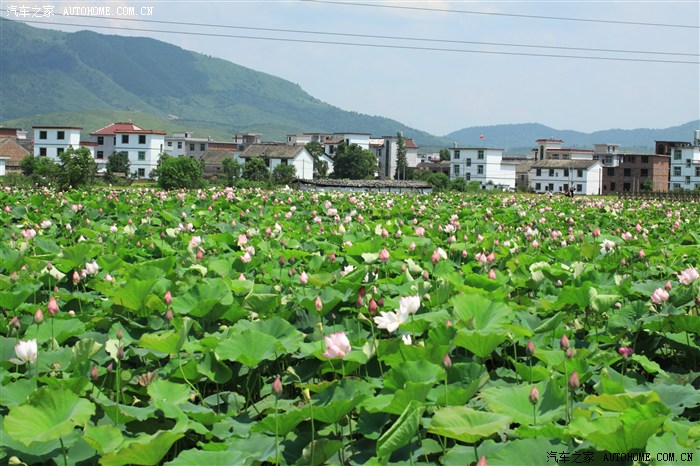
left=11, top=18, right=700, bottom=65
left=304, top=0, right=700, bottom=30
left=33, top=12, right=698, bottom=58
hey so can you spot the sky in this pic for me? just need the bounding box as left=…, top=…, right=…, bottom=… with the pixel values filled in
left=4, top=0, right=700, bottom=136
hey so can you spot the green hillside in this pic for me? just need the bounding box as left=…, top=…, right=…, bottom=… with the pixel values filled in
left=0, top=19, right=449, bottom=146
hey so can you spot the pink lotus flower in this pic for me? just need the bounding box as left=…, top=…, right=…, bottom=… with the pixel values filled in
left=568, top=371, right=580, bottom=390
left=241, top=252, right=252, bottom=263
left=164, top=290, right=173, bottom=306
left=189, top=236, right=202, bottom=249
left=272, top=376, right=283, bottom=396
left=85, top=261, right=99, bottom=275
left=560, top=334, right=570, bottom=351
left=476, top=456, right=488, bottom=466
left=34, top=308, right=44, bottom=324
left=650, top=287, right=669, bottom=304
left=678, top=267, right=699, bottom=285
left=618, top=346, right=634, bottom=359
left=315, top=296, right=323, bottom=312
left=299, top=271, right=309, bottom=285
left=323, top=332, right=351, bottom=359
left=488, top=269, right=496, bottom=280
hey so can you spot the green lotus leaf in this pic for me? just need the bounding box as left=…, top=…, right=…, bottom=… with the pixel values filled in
left=428, top=407, right=511, bottom=444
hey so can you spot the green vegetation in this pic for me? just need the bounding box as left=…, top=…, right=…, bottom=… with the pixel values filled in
left=153, top=154, right=205, bottom=189
left=242, top=157, right=270, bottom=182
left=19, top=147, right=97, bottom=189
left=332, top=143, right=378, bottom=180
left=394, top=132, right=408, bottom=180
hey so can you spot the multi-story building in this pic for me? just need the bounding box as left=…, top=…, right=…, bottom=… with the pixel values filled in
left=656, top=131, right=700, bottom=191
left=90, top=122, right=166, bottom=178
left=33, top=126, right=84, bottom=160
left=372, top=135, right=419, bottom=179
left=530, top=159, right=602, bottom=195
left=449, top=146, right=516, bottom=190
left=600, top=153, right=669, bottom=194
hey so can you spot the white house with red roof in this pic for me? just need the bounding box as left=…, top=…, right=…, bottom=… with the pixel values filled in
left=90, top=122, right=166, bottom=178
left=33, top=126, right=84, bottom=160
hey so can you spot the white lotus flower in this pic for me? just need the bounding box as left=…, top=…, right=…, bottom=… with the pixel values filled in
left=10, top=339, right=37, bottom=365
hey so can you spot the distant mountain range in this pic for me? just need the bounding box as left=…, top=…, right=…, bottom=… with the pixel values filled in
left=1, top=19, right=697, bottom=152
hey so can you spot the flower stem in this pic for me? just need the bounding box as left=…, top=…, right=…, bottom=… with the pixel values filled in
left=274, top=396, right=279, bottom=464
left=563, top=358, right=569, bottom=424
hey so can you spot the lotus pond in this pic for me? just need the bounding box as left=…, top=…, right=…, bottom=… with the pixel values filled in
left=0, top=187, right=699, bottom=465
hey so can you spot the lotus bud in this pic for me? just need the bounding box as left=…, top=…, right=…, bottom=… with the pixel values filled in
left=566, top=347, right=575, bottom=359
left=165, top=309, right=174, bottom=322
left=560, top=334, right=569, bottom=351
left=356, top=295, right=364, bottom=308
left=488, top=269, right=496, bottom=280
left=618, top=346, right=633, bottom=359
left=34, top=308, right=44, bottom=324
left=529, top=386, right=539, bottom=405
left=476, top=456, right=488, bottom=466
left=368, top=298, right=378, bottom=315
left=90, top=365, right=99, bottom=381
left=329, top=252, right=336, bottom=262
left=72, top=271, right=80, bottom=284
left=379, top=248, right=390, bottom=262
left=272, top=376, right=283, bottom=397
left=117, top=328, right=123, bottom=340
left=164, top=290, right=173, bottom=306
left=526, top=340, right=535, bottom=357
left=107, top=362, right=113, bottom=372
left=665, top=280, right=672, bottom=291
left=47, top=296, right=59, bottom=316
left=442, top=354, right=452, bottom=369
left=422, top=270, right=430, bottom=280
left=116, top=345, right=125, bottom=360
left=315, top=296, right=323, bottom=312
left=568, top=371, right=580, bottom=390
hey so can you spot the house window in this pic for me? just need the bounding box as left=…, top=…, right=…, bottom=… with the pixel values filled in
left=39, top=147, right=47, bottom=156
left=281, top=159, right=288, bottom=165
left=97, top=151, right=104, bottom=159
left=535, top=183, right=541, bottom=191
left=576, top=184, right=583, bottom=192
left=695, top=167, right=700, bottom=177
left=548, top=169, right=555, bottom=177
left=673, top=166, right=681, bottom=177
left=477, top=165, right=484, bottom=175
left=548, top=183, right=554, bottom=192
left=477, top=150, right=484, bottom=160
left=623, top=168, right=631, bottom=177
left=200, top=144, right=206, bottom=151
left=138, top=168, right=145, bottom=178
left=453, top=165, right=460, bottom=176
left=623, top=183, right=631, bottom=191
left=454, top=150, right=460, bottom=159
left=610, top=182, right=616, bottom=190
left=640, top=169, right=649, bottom=177
left=97, top=136, right=104, bottom=145
left=673, top=149, right=682, bottom=160
left=177, top=142, right=182, bottom=149
left=466, top=158, right=471, bottom=167
left=563, top=183, right=569, bottom=191
left=605, top=155, right=613, bottom=165
left=625, top=155, right=635, bottom=163
left=121, top=135, right=129, bottom=144
left=189, top=143, right=195, bottom=151
left=167, top=141, right=173, bottom=147
left=138, top=151, right=146, bottom=161
left=563, top=169, right=569, bottom=177
left=552, top=155, right=559, bottom=160
left=465, top=173, right=471, bottom=181
left=57, top=131, right=65, bottom=140
left=536, top=169, right=541, bottom=176
left=562, top=154, right=570, bottom=160
left=57, top=148, right=64, bottom=155
left=39, top=130, right=47, bottom=140
left=673, top=183, right=681, bottom=189
left=641, top=156, right=649, bottom=163
left=139, top=135, right=146, bottom=144
left=577, top=169, right=583, bottom=178
left=607, top=168, right=615, bottom=176
left=686, top=159, right=691, bottom=168
left=686, top=176, right=691, bottom=185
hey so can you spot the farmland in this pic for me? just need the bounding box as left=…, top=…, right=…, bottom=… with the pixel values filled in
left=1, top=187, right=699, bottom=465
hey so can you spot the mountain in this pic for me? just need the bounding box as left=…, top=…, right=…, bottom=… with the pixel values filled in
left=446, top=121, right=700, bottom=153
left=0, top=18, right=449, bottom=146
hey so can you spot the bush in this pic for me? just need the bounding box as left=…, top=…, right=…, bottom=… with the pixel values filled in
left=272, top=163, right=297, bottom=184
left=243, top=157, right=270, bottom=182
left=155, top=155, right=205, bottom=189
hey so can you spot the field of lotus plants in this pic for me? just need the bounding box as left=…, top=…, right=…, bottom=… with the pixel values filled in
left=1, top=186, right=699, bottom=465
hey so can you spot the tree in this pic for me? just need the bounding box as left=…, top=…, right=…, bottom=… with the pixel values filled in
left=58, top=146, right=98, bottom=189
left=428, top=172, right=450, bottom=191
left=395, top=132, right=408, bottom=180
left=156, top=155, right=205, bottom=189
left=20, top=155, right=60, bottom=185
left=221, top=158, right=242, bottom=185
left=105, top=151, right=130, bottom=183
left=243, top=157, right=270, bottom=182
left=332, top=143, right=378, bottom=180
left=439, top=149, right=450, bottom=161
left=305, top=141, right=329, bottom=179
left=272, top=163, right=297, bottom=184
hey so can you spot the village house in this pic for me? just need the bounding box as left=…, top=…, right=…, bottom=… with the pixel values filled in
left=0, top=127, right=31, bottom=174
left=449, top=146, right=516, bottom=190
left=238, top=143, right=314, bottom=180
left=530, top=159, right=602, bottom=195
left=371, top=135, right=419, bottom=180
left=33, top=126, right=92, bottom=160
left=90, top=122, right=166, bottom=178
left=656, top=131, right=700, bottom=191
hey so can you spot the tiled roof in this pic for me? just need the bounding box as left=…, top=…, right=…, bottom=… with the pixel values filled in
left=32, top=125, right=83, bottom=130
left=90, top=122, right=144, bottom=135
left=202, top=150, right=236, bottom=165
left=240, top=144, right=306, bottom=160
left=531, top=160, right=599, bottom=169
left=405, top=138, right=418, bottom=149
left=114, top=129, right=167, bottom=135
